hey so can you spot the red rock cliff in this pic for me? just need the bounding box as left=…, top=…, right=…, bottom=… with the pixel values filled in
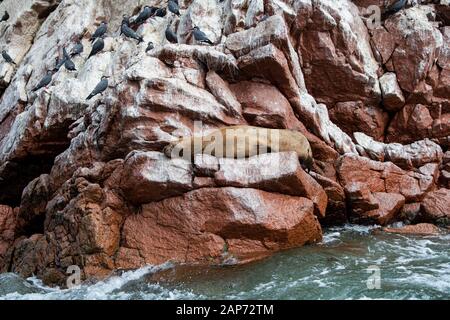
left=0, top=0, right=448, bottom=285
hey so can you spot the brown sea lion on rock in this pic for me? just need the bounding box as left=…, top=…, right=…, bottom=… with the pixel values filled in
left=164, top=126, right=314, bottom=171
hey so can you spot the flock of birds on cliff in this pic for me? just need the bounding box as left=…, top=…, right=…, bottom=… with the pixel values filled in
left=0, top=0, right=410, bottom=101
left=0, top=0, right=214, bottom=100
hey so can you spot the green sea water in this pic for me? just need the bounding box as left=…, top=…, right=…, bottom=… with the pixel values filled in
left=0, top=225, right=449, bottom=300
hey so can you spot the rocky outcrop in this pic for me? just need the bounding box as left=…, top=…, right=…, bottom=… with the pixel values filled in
left=354, top=133, right=444, bottom=169
left=338, top=154, right=438, bottom=202
left=383, top=223, right=443, bottom=236
left=344, top=182, right=405, bottom=225
left=421, top=189, right=450, bottom=226
left=118, top=187, right=322, bottom=267
left=0, top=0, right=448, bottom=286
left=367, top=5, right=449, bottom=148
left=214, top=152, right=328, bottom=217
left=337, top=153, right=442, bottom=225
left=0, top=205, right=16, bottom=270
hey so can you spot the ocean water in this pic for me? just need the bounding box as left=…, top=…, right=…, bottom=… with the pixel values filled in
left=0, top=225, right=449, bottom=300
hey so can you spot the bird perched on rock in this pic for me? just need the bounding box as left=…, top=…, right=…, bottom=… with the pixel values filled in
left=87, top=76, right=109, bottom=100
left=154, top=7, right=167, bottom=18
left=90, top=21, right=107, bottom=42
left=382, top=0, right=407, bottom=19
left=70, top=40, right=83, bottom=58
left=120, top=15, right=130, bottom=36
left=2, top=50, right=16, bottom=65
left=54, top=56, right=66, bottom=71
left=121, top=21, right=144, bottom=43
left=168, top=0, right=180, bottom=16
left=0, top=11, right=9, bottom=22
left=63, top=47, right=76, bottom=71
left=259, top=14, right=269, bottom=22
left=121, top=14, right=131, bottom=28
left=145, top=41, right=154, bottom=52
left=133, top=5, right=156, bottom=25
left=87, top=36, right=104, bottom=59
left=192, top=26, right=213, bottom=45
left=32, top=70, right=54, bottom=92
left=165, top=24, right=178, bottom=43
left=388, top=0, right=407, bottom=13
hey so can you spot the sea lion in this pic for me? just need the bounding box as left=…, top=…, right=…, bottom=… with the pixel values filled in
left=164, top=126, right=314, bottom=171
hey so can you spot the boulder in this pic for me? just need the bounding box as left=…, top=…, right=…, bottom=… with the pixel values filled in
left=119, top=151, right=194, bottom=205
left=214, top=152, right=328, bottom=217
left=118, top=187, right=322, bottom=267
left=421, top=189, right=450, bottom=226
left=0, top=205, right=16, bottom=271
left=310, top=172, right=347, bottom=226
left=354, top=132, right=444, bottom=169
left=297, top=0, right=381, bottom=106
left=338, top=154, right=437, bottom=202
left=329, top=101, right=388, bottom=141
left=379, top=72, right=405, bottom=112
left=344, top=182, right=405, bottom=225
left=383, top=223, right=443, bottom=236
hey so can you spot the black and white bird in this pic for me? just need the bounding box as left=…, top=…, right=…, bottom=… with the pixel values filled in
left=192, top=26, right=213, bottom=45
left=121, top=21, right=144, bottom=43
left=145, top=41, right=154, bottom=52
left=168, top=0, right=180, bottom=16
left=87, top=36, right=105, bottom=59
left=90, top=21, right=107, bottom=42
left=165, top=24, right=178, bottom=43
left=87, top=76, right=109, bottom=100
left=63, top=47, right=76, bottom=71
left=0, top=11, right=9, bottom=22
left=154, top=7, right=167, bottom=18
left=70, top=40, right=83, bottom=58
left=2, top=50, right=16, bottom=65
left=32, top=70, right=54, bottom=92
left=133, top=5, right=156, bottom=25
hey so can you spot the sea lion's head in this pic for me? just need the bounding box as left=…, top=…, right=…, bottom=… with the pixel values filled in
left=301, top=145, right=314, bottom=173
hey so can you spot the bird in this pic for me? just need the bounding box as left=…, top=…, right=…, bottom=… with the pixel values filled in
left=90, top=21, right=107, bottom=42
left=387, top=0, right=407, bottom=13
left=87, top=76, right=109, bottom=100
left=122, top=14, right=131, bottom=26
left=154, top=7, right=167, bottom=18
left=63, top=47, right=76, bottom=71
left=32, top=70, right=54, bottom=92
left=133, top=5, right=156, bottom=25
left=121, top=22, right=144, bottom=43
left=70, top=40, right=83, bottom=58
left=168, top=0, right=180, bottom=16
left=54, top=56, right=66, bottom=71
left=260, top=14, right=269, bottom=22
left=120, top=15, right=130, bottom=35
left=2, top=50, right=16, bottom=65
left=192, top=26, right=213, bottom=45
left=382, top=0, right=407, bottom=19
left=145, top=41, right=154, bottom=53
left=165, top=24, right=178, bottom=43
left=0, top=11, right=9, bottom=22
left=87, top=36, right=104, bottom=59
